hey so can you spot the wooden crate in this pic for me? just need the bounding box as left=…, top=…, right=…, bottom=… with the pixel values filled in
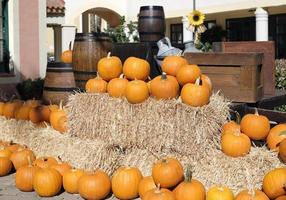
left=184, top=52, right=264, bottom=103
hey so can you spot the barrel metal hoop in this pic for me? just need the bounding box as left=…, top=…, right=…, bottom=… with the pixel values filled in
left=74, top=38, right=111, bottom=42
left=138, top=16, right=165, bottom=19
left=73, top=71, right=97, bottom=75
left=140, top=6, right=164, bottom=11
left=44, top=87, right=77, bottom=92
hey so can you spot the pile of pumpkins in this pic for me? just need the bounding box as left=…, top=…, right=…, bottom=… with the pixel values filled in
left=0, top=140, right=285, bottom=200
left=0, top=99, right=67, bottom=133
left=85, top=52, right=212, bottom=107
left=221, top=109, right=286, bottom=163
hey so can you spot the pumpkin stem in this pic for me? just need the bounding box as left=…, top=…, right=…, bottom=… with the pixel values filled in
left=279, top=131, right=286, bottom=136
left=27, top=156, right=32, bottom=166
left=59, top=100, right=63, bottom=110
left=195, top=77, right=202, bottom=86
left=185, top=168, right=192, bottom=182
left=155, top=184, right=161, bottom=192
left=107, top=52, right=111, bottom=58
left=68, top=41, right=72, bottom=51
left=254, top=107, right=259, bottom=116
left=58, top=155, right=63, bottom=162
left=161, top=72, right=167, bottom=80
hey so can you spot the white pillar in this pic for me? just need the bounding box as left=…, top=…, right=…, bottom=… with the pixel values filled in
left=182, top=16, right=193, bottom=44
left=61, top=26, right=76, bottom=51
left=255, top=7, right=268, bottom=41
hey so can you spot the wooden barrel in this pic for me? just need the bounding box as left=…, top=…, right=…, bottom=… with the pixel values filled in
left=72, top=33, right=113, bottom=89
left=138, top=6, right=166, bottom=42
left=43, top=62, right=76, bottom=105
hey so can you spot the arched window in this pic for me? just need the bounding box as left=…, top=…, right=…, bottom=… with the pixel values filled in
left=0, top=0, right=9, bottom=73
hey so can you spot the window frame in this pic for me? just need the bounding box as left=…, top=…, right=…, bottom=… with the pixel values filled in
left=170, top=23, right=183, bottom=45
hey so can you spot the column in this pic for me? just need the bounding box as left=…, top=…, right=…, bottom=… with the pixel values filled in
left=255, top=7, right=268, bottom=41
left=182, top=16, right=193, bottom=44
left=53, top=25, right=62, bottom=62
left=61, top=26, right=76, bottom=51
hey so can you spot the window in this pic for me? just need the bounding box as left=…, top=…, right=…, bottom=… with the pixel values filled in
left=269, top=14, right=286, bottom=58
left=170, top=23, right=183, bottom=44
left=226, top=17, right=255, bottom=41
left=0, top=0, right=9, bottom=73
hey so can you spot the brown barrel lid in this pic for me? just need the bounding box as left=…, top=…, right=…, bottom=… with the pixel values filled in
left=140, top=6, right=164, bottom=11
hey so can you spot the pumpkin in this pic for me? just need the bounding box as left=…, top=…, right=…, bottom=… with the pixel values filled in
left=107, top=77, right=128, bottom=98
left=174, top=170, right=206, bottom=200
left=150, top=72, right=179, bottom=100
left=98, top=52, right=122, bottom=81
left=267, top=124, right=286, bottom=151
left=125, top=80, right=149, bottom=104
left=15, top=104, right=33, bottom=120
left=3, top=101, right=23, bottom=119
left=55, top=116, right=68, bottom=133
left=0, top=147, right=12, bottom=158
left=222, top=121, right=240, bottom=134
left=10, top=148, right=36, bottom=170
left=49, top=104, right=59, bottom=112
left=50, top=103, right=67, bottom=132
left=85, top=76, right=107, bottom=93
left=279, top=138, right=286, bottom=163
left=276, top=196, right=286, bottom=200
left=235, top=190, right=269, bottom=200
left=29, top=106, right=44, bottom=123
left=51, top=157, right=72, bottom=176
left=240, top=108, right=270, bottom=140
left=40, top=105, right=52, bottom=123
left=207, top=186, right=234, bottom=200
left=221, top=129, right=251, bottom=157
left=15, top=156, right=40, bottom=192
left=78, top=170, right=111, bottom=200
left=201, top=74, right=213, bottom=91
left=138, top=176, right=157, bottom=198
left=0, top=102, right=5, bottom=115
left=142, top=186, right=175, bottom=200
left=152, top=157, right=184, bottom=188
left=33, top=167, right=62, bottom=197
left=123, top=57, right=150, bottom=80
left=33, top=157, right=58, bottom=168
left=262, top=168, right=286, bottom=199
left=61, top=42, right=73, bottom=64
left=0, top=157, right=12, bottom=176
left=63, top=168, right=84, bottom=194
left=6, top=142, right=23, bottom=153
left=176, top=64, right=202, bottom=85
left=161, top=56, right=188, bottom=76
left=112, top=166, right=143, bottom=199
left=25, top=99, right=41, bottom=107
left=181, top=77, right=210, bottom=107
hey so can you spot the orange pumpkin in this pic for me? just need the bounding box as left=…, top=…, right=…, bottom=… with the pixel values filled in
left=221, top=129, right=251, bottom=157
left=142, top=186, right=175, bottom=200
left=61, top=43, right=73, bottom=64
left=222, top=111, right=241, bottom=134
left=123, top=57, right=150, bottom=80
left=176, top=64, right=202, bottom=85
left=0, top=102, right=5, bottom=115
left=50, top=104, right=67, bottom=132
left=207, top=186, right=234, bottom=200
left=15, top=104, right=33, bottom=120
left=161, top=56, right=188, bottom=76
left=78, top=170, right=111, bottom=200
left=235, top=190, right=269, bottom=200
left=152, top=157, right=184, bottom=188
left=181, top=77, right=210, bottom=107
left=3, top=101, right=23, bottom=119
left=262, top=168, right=286, bottom=199
left=138, top=176, right=157, bottom=198
left=125, top=80, right=149, bottom=104
left=107, top=77, right=128, bottom=98
left=0, top=147, right=12, bottom=158
left=112, top=167, right=143, bottom=199
left=51, top=159, right=72, bottom=176
left=240, top=108, right=270, bottom=140
left=98, top=52, right=122, bottom=81
left=33, top=167, right=62, bottom=197
left=40, top=105, right=52, bottom=123
left=63, top=168, right=84, bottom=194
left=25, top=99, right=41, bottom=107
left=276, top=196, right=286, bottom=200
left=85, top=75, right=108, bottom=93
left=6, top=142, right=23, bottom=153
left=33, top=157, right=58, bottom=168
left=150, top=72, right=179, bottom=100
left=29, top=106, right=44, bottom=123
left=10, top=148, right=36, bottom=170
left=174, top=170, right=205, bottom=200
left=267, top=124, right=286, bottom=151
left=0, top=157, right=12, bottom=176
left=55, top=116, right=68, bottom=133
left=279, top=138, right=286, bottom=163
left=201, top=74, right=213, bottom=91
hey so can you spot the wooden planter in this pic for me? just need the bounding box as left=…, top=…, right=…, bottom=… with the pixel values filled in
left=184, top=52, right=264, bottom=103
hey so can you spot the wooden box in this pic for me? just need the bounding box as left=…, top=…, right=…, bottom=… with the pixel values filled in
left=184, top=52, right=264, bottom=103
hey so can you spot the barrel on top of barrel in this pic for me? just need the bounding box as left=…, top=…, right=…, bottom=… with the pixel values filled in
left=43, top=62, right=76, bottom=105
left=72, top=32, right=113, bottom=90
left=138, top=6, right=166, bottom=42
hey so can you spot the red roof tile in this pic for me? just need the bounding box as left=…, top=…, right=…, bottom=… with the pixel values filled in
left=47, top=0, right=65, bottom=15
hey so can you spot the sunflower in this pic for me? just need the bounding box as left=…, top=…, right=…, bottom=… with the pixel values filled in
left=188, top=10, right=205, bottom=27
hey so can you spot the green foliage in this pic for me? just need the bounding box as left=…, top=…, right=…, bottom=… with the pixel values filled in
left=275, top=59, right=286, bottom=90
left=275, top=105, right=286, bottom=112
left=195, top=42, right=212, bottom=52
left=104, top=16, right=139, bottom=43
left=16, top=78, right=44, bottom=100
left=200, top=25, right=227, bottom=44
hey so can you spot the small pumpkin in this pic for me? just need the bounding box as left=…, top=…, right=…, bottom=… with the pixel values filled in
left=0, top=157, right=12, bottom=176
left=207, top=186, right=234, bottom=200
left=98, top=52, right=123, bottom=81
left=162, top=56, right=188, bottom=76
left=221, top=129, right=251, bottom=157
left=152, top=157, right=184, bottom=188
left=6, top=142, right=23, bottom=153
left=107, top=77, right=129, bottom=98
left=222, top=111, right=241, bottom=134
left=142, top=186, right=175, bottom=200
left=279, top=138, right=286, bottom=162
left=0, top=102, right=5, bottom=115
left=276, top=196, right=286, bottom=200
left=51, top=157, right=72, bottom=176
left=267, top=124, right=286, bottom=151
left=33, top=157, right=58, bottom=168
left=123, top=57, right=150, bottom=80
left=85, top=75, right=108, bottom=93
left=174, top=170, right=206, bottom=200
left=78, top=170, right=111, bottom=200
left=235, top=189, right=269, bottom=200
left=138, top=176, right=157, bottom=198
left=181, top=77, right=210, bottom=107
left=3, top=101, right=23, bottom=119
left=150, top=72, right=179, bottom=100
left=40, top=105, right=52, bottom=123
left=240, top=108, right=270, bottom=140
left=63, top=168, right=84, bottom=194
left=176, top=64, right=202, bottom=85
left=0, top=147, right=12, bottom=158
left=61, top=42, right=72, bottom=64
left=112, top=166, right=143, bottom=199
left=25, top=99, right=41, bottom=107
left=29, top=106, right=44, bottom=123
left=50, top=103, right=67, bottom=132
left=15, top=103, right=33, bottom=120
left=201, top=74, right=213, bottom=91
left=10, top=148, right=36, bottom=170
left=55, top=116, right=68, bottom=133
left=262, top=168, right=286, bottom=199
left=33, top=167, right=62, bottom=197
left=125, top=80, right=149, bottom=104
